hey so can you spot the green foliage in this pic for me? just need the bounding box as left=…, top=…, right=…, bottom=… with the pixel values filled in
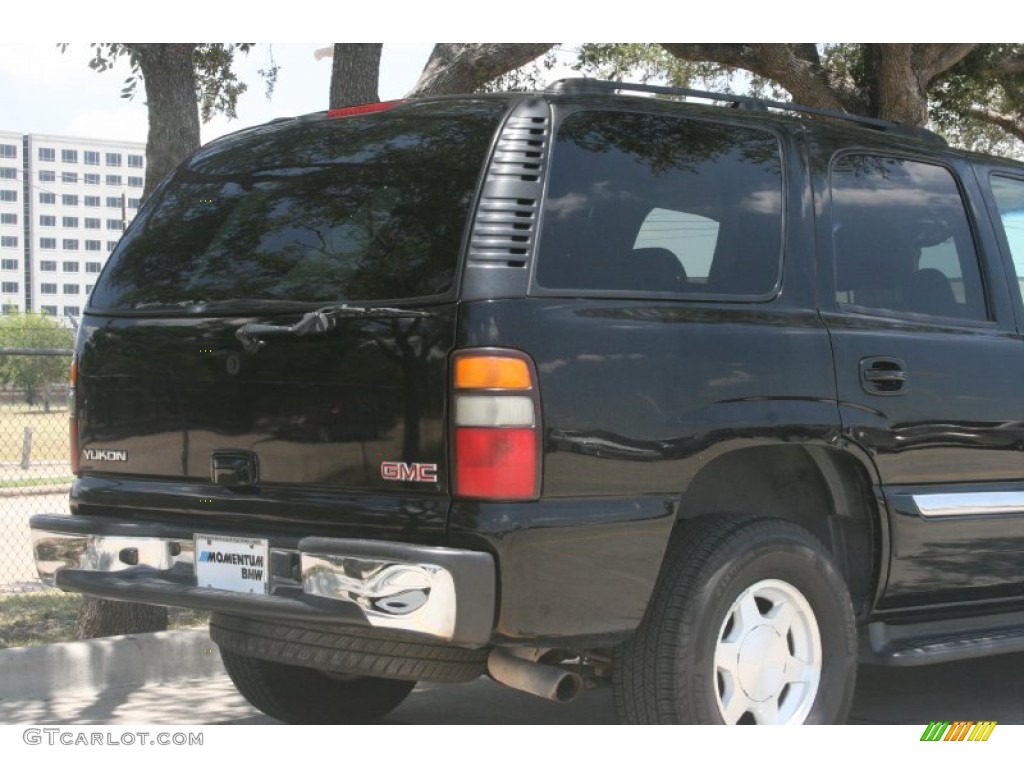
left=60, top=43, right=278, bottom=124
left=929, top=45, right=1024, bottom=156
left=0, top=312, right=74, bottom=408
left=576, top=44, right=711, bottom=89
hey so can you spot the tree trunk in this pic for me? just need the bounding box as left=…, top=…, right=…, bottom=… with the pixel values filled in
left=75, top=598, right=168, bottom=640
left=75, top=44, right=203, bottom=640
left=330, top=44, right=382, bottom=108
left=410, top=43, right=556, bottom=96
left=864, top=44, right=929, bottom=126
left=131, top=44, right=201, bottom=199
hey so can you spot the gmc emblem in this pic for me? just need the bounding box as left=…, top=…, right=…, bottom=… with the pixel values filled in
left=380, top=461, right=438, bottom=483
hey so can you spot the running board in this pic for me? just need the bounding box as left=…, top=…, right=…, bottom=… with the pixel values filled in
left=863, top=611, right=1024, bottom=666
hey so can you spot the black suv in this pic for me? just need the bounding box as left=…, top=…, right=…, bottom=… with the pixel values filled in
left=31, top=79, right=1024, bottom=724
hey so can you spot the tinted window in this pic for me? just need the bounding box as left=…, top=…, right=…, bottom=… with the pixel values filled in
left=831, top=156, right=986, bottom=321
left=536, top=110, right=783, bottom=297
left=91, top=101, right=506, bottom=311
left=990, top=175, right=1024, bottom=298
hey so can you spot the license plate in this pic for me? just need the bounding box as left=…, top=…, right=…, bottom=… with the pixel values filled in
left=194, top=535, right=270, bottom=595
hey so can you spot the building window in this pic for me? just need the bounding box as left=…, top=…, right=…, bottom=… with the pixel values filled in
left=1, top=259, right=17, bottom=270
left=85, top=240, right=101, bottom=251
left=40, top=305, right=57, bottom=316
left=127, top=198, right=140, bottom=209
left=62, top=239, right=79, bottom=251
left=39, top=239, right=56, bottom=250
left=0, top=145, right=16, bottom=159
left=84, top=218, right=100, bottom=230
left=38, top=192, right=54, bottom=204
left=106, top=219, right=122, bottom=231
left=128, top=176, right=144, bottom=188
left=39, top=215, right=56, bottom=227
left=61, top=171, right=78, bottom=184
left=61, top=149, right=78, bottom=164
left=1, top=190, right=18, bottom=203
left=40, top=261, right=56, bottom=272
left=84, top=196, right=100, bottom=207
left=106, top=197, right=121, bottom=208
left=0, top=168, right=16, bottom=180
left=63, top=284, right=80, bottom=295
left=128, top=154, right=144, bottom=168
left=106, top=174, right=122, bottom=186
left=61, top=194, right=78, bottom=206
left=38, top=147, right=55, bottom=162
left=40, top=283, right=57, bottom=294
left=105, top=153, right=122, bottom=167
left=1, top=282, right=18, bottom=294
left=86, top=261, right=102, bottom=273
left=62, top=216, right=79, bottom=228
left=64, top=306, right=80, bottom=317
left=84, top=174, right=100, bottom=185
left=0, top=236, right=17, bottom=248
left=38, top=169, right=56, bottom=183
left=106, top=241, right=117, bottom=251
left=84, top=151, right=100, bottom=166
left=0, top=213, right=15, bottom=225
left=63, top=261, right=79, bottom=272
left=85, top=284, right=94, bottom=295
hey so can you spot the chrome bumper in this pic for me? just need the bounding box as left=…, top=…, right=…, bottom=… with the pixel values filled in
left=30, top=515, right=496, bottom=647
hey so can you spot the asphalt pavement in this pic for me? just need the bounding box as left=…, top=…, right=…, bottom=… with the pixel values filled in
left=0, top=627, right=1020, bottom=725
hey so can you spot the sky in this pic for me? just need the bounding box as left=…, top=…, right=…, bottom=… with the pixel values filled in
left=0, top=6, right=987, bottom=149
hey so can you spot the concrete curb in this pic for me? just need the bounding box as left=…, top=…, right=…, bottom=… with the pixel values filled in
left=0, top=627, right=225, bottom=701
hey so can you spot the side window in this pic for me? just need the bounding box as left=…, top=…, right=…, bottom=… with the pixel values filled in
left=831, top=155, right=987, bottom=322
left=536, top=111, right=783, bottom=297
left=989, top=175, right=1024, bottom=299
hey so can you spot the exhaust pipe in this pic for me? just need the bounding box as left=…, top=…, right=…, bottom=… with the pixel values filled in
left=487, top=648, right=582, bottom=703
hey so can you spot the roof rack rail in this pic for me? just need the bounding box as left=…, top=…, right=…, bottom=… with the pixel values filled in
left=544, top=78, right=945, bottom=145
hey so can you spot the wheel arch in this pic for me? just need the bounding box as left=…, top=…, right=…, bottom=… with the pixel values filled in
left=676, top=443, right=885, bottom=618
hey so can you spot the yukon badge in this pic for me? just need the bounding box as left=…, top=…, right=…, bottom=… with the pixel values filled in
left=83, top=448, right=128, bottom=462
left=380, top=461, right=438, bottom=483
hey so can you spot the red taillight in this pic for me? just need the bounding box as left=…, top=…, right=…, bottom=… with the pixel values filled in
left=327, top=99, right=405, bottom=118
left=451, top=351, right=540, bottom=501
left=68, top=357, right=79, bottom=475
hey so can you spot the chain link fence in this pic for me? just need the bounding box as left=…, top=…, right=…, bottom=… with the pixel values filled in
left=0, top=323, right=79, bottom=647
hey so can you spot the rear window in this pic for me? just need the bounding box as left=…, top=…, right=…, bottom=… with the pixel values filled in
left=90, top=100, right=507, bottom=311
left=535, top=110, right=783, bottom=298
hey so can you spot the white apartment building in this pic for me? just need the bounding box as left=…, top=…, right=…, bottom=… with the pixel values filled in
left=0, top=131, right=146, bottom=324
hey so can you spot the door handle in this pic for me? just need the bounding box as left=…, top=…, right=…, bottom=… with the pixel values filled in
left=860, top=357, right=908, bottom=395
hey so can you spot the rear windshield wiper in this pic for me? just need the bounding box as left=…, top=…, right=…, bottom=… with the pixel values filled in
left=236, top=304, right=429, bottom=353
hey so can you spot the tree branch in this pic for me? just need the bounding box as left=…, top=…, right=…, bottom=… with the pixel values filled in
left=968, top=107, right=1024, bottom=142
left=409, top=43, right=556, bottom=96
left=983, top=54, right=1024, bottom=78
left=660, top=43, right=856, bottom=112
left=914, top=43, right=977, bottom=85
left=330, top=43, right=382, bottom=108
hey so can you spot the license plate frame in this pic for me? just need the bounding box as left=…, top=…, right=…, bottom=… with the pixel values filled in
left=194, top=534, right=270, bottom=595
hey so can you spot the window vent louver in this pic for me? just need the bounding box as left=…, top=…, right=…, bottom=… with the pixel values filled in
left=467, top=101, right=551, bottom=268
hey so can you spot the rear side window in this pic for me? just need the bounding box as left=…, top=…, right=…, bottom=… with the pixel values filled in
left=989, top=175, right=1024, bottom=298
left=831, top=155, right=987, bottom=322
left=536, top=110, right=783, bottom=298
left=90, top=100, right=507, bottom=311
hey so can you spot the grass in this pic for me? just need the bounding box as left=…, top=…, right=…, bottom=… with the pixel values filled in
left=0, top=403, right=71, bottom=463
left=0, top=592, right=210, bottom=649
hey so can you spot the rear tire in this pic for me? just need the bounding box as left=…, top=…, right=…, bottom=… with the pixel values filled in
left=613, top=516, right=857, bottom=724
left=220, top=649, right=416, bottom=724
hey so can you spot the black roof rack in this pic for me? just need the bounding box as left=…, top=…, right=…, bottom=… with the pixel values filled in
left=544, top=78, right=945, bottom=145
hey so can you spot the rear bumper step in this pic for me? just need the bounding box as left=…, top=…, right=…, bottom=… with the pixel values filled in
left=30, top=514, right=496, bottom=647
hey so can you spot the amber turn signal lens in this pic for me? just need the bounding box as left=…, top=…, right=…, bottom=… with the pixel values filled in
left=455, top=356, right=531, bottom=390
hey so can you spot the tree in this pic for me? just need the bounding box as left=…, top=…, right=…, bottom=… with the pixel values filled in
left=573, top=44, right=1024, bottom=155
left=71, top=43, right=278, bottom=196
left=66, top=43, right=275, bottom=638
left=409, top=44, right=557, bottom=96
left=0, top=312, right=74, bottom=412
left=330, top=44, right=382, bottom=108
